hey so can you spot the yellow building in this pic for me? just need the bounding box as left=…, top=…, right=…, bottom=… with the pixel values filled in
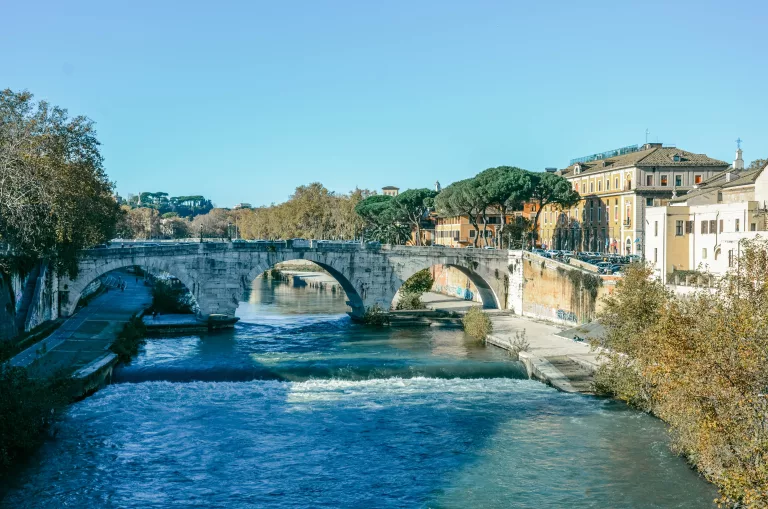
left=539, top=143, right=729, bottom=255
left=382, top=186, right=400, bottom=197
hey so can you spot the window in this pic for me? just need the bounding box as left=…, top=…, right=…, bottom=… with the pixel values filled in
left=606, top=179, right=610, bottom=191
left=709, top=220, right=716, bottom=233
left=702, top=248, right=707, bottom=259
left=646, top=197, right=654, bottom=206
left=614, top=205, right=618, bottom=221
left=590, top=182, right=594, bottom=193
left=654, top=248, right=658, bottom=263
left=590, top=205, right=593, bottom=222
left=598, top=206, right=602, bottom=222
left=469, top=230, right=475, bottom=238
left=661, top=175, right=668, bottom=186
left=701, top=221, right=708, bottom=234
left=615, top=178, right=619, bottom=189
left=720, top=219, right=723, bottom=233
left=736, top=219, right=740, bottom=232
left=675, top=175, right=682, bottom=186
left=729, top=250, right=734, bottom=268
left=646, top=175, right=654, bottom=186
left=751, top=223, right=757, bottom=232
left=654, top=221, right=658, bottom=236
left=675, top=220, right=684, bottom=236
left=598, top=181, right=602, bottom=192
left=575, top=183, right=579, bottom=192
left=686, top=220, right=694, bottom=234
left=695, top=175, right=702, bottom=184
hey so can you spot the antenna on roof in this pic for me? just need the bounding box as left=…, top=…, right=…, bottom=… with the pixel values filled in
left=645, top=128, right=650, bottom=144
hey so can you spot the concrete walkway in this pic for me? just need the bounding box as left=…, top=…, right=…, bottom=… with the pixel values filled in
left=421, top=294, right=603, bottom=394
left=10, top=272, right=152, bottom=378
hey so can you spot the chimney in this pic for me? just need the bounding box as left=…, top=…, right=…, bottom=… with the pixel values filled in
left=726, top=172, right=732, bottom=183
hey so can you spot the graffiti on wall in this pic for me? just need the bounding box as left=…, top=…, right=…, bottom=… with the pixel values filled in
left=523, top=303, right=579, bottom=324
left=433, top=284, right=476, bottom=301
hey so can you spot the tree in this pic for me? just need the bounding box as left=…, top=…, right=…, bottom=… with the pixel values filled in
left=594, top=243, right=768, bottom=507
left=475, top=167, right=534, bottom=248
left=390, top=188, right=437, bottom=246
left=0, top=89, right=120, bottom=276
left=529, top=172, right=580, bottom=241
left=435, top=179, right=489, bottom=246
left=748, top=158, right=768, bottom=171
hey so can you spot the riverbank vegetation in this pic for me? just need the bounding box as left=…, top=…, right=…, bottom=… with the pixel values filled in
left=395, top=269, right=434, bottom=310
left=0, top=366, right=74, bottom=475
left=109, top=316, right=147, bottom=363
left=0, top=89, right=121, bottom=276
left=462, top=307, right=493, bottom=340
left=151, top=280, right=194, bottom=314
left=594, top=240, right=768, bottom=507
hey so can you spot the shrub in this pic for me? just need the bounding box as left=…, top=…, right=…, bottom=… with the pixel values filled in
left=507, top=330, right=530, bottom=360
left=110, top=316, right=147, bottom=364
left=462, top=306, right=493, bottom=340
left=151, top=280, right=194, bottom=314
left=401, top=269, right=433, bottom=294
left=362, top=304, right=390, bottom=326
left=395, top=292, right=426, bottom=310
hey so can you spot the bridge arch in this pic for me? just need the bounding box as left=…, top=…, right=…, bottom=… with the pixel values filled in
left=61, top=257, right=202, bottom=317
left=393, top=262, right=501, bottom=311
left=241, top=255, right=365, bottom=317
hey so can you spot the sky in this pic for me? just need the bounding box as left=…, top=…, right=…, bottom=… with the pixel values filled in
left=3, top=0, right=767, bottom=208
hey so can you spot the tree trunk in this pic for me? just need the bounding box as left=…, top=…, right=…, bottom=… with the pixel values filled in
left=481, top=213, right=489, bottom=247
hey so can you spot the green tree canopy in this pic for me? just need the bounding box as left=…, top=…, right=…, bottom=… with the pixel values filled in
left=391, top=188, right=437, bottom=246
left=529, top=172, right=580, bottom=237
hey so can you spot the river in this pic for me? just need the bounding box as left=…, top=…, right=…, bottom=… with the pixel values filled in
left=1, top=278, right=716, bottom=508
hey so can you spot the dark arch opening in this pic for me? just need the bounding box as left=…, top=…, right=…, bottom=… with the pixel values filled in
left=69, top=265, right=199, bottom=317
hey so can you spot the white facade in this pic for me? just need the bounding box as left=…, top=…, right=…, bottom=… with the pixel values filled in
left=645, top=163, right=768, bottom=281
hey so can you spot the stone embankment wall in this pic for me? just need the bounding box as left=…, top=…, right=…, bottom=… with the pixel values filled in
left=0, top=261, right=60, bottom=342
left=430, top=265, right=483, bottom=304
left=521, top=253, right=617, bottom=325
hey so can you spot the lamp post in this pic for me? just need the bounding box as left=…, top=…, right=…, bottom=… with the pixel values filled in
left=199, top=225, right=203, bottom=243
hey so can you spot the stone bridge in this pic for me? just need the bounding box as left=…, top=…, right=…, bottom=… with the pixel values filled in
left=60, top=242, right=519, bottom=321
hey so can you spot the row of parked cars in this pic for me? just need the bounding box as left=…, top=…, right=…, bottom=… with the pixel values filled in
left=530, top=249, right=641, bottom=275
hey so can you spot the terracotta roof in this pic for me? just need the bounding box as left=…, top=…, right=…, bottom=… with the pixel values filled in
left=561, top=147, right=729, bottom=178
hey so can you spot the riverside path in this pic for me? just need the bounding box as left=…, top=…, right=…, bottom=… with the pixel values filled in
left=10, top=272, right=151, bottom=378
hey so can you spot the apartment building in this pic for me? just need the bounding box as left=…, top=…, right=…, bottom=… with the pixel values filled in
left=539, top=143, right=729, bottom=254
left=645, top=151, right=768, bottom=280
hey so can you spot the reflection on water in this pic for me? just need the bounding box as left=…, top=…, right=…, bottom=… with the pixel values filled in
left=0, top=278, right=717, bottom=508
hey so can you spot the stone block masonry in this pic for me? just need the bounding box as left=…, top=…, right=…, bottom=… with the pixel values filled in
left=62, top=243, right=518, bottom=322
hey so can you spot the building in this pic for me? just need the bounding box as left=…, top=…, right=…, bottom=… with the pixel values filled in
left=539, top=143, right=729, bottom=254
left=434, top=209, right=507, bottom=247
left=645, top=147, right=768, bottom=281
left=382, top=186, right=400, bottom=197
left=233, top=203, right=252, bottom=210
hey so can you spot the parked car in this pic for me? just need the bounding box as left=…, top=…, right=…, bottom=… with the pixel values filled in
left=596, top=262, right=613, bottom=274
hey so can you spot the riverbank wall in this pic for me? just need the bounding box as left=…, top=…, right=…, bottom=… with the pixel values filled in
left=0, top=261, right=61, bottom=343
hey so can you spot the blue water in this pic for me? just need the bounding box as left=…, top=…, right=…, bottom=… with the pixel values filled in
left=0, top=279, right=717, bottom=508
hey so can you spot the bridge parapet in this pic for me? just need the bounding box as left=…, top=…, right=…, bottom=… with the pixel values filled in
left=67, top=243, right=517, bottom=321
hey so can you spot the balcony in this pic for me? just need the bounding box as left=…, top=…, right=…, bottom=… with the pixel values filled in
left=623, top=219, right=631, bottom=227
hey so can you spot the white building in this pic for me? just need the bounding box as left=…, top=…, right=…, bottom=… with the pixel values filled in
left=645, top=144, right=768, bottom=281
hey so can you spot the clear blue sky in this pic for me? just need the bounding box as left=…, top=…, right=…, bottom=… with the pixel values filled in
left=3, top=0, right=766, bottom=207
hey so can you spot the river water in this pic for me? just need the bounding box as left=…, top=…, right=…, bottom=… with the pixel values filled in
left=1, top=278, right=716, bottom=508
